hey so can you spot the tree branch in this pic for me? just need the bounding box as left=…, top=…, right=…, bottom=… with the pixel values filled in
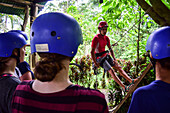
left=149, top=0, right=170, bottom=25
left=136, top=0, right=167, bottom=26
left=7, top=0, right=44, bottom=8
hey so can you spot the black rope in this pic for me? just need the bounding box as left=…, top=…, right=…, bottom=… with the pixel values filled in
left=112, top=7, right=152, bottom=46
left=69, top=63, right=83, bottom=73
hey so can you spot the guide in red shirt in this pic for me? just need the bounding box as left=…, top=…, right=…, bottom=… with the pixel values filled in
left=91, top=21, right=138, bottom=92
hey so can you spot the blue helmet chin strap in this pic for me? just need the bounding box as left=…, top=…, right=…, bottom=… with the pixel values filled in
left=10, top=48, right=20, bottom=66
left=149, top=55, right=156, bottom=75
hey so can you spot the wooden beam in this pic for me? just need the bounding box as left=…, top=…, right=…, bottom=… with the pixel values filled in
left=110, top=62, right=152, bottom=113
left=22, top=5, right=29, bottom=31
left=7, top=0, right=31, bottom=5
left=149, top=0, right=170, bottom=25
left=30, top=2, right=38, bottom=69
left=6, top=0, right=44, bottom=8
left=136, top=0, right=167, bottom=26
left=0, top=2, right=25, bottom=9
left=30, top=3, right=38, bottom=26
left=34, top=0, right=50, bottom=3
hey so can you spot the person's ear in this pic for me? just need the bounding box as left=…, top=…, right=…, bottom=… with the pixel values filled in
left=149, top=52, right=153, bottom=59
left=12, top=49, right=18, bottom=56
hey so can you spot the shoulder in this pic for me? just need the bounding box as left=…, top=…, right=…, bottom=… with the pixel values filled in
left=132, top=81, right=158, bottom=100
left=95, top=34, right=100, bottom=38
left=3, top=76, right=21, bottom=85
left=104, top=35, right=109, bottom=40
left=15, top=80, right=32, bottom=91
left=67, top=85, right=109, bottom=112
left=0, top=76, right=20, bottom=95
left=104, top=35, right=109, bottom=38
left=92, top=34, right=100, bottom=40
left=134, top=80, right=169, bottom=97
left=92, top=34, right=100, bottom=46
left=128, top=81, right=164, bottom=113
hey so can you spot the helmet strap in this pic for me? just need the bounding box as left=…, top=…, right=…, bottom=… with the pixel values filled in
left=149, top=56, right=156, bottom=75
left=11, top=48, right=20, bottom=66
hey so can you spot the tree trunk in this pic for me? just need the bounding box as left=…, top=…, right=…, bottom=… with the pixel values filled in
left=149, top=0, right=170, bottom=25
left=136, top=0, right=170, bottom=26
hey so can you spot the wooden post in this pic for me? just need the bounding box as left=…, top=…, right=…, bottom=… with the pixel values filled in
left=136, top=6, right=142, bottom=76
left=30, top=2, right=38, bottom=69
left=22, top=5, right=29, bottom=31
left=30, top=2, right=37, bottom=26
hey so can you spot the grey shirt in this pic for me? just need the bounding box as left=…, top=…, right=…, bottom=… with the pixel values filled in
left=0, top=75, right=21, bottom=113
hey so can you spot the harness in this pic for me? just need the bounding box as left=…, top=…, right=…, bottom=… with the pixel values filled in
left=95, top=50, right=109, bottom=58
left=93, top=50, right=110, bottom=73
left=95, top=50, right=110, bottom=64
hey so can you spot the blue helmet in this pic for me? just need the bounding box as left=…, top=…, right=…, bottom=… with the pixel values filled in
left=9, top=30, right=28, bottom=40
left=0, top=30, right=27, bottom=57
left=30, top=12, right=83, bottom=57
left=146, top=26, right=170, bottom=59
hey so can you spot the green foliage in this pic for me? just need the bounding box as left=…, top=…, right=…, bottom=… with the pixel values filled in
left=69, top=55, right=96, bottom=88
left=1, top=0, right=167, bottom=111
left=96, top=0, right=159, bottom=62
left=69, top=52, right=154, bottom=111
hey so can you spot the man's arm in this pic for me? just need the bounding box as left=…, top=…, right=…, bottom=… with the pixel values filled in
left=20, top=71, right=32, bottom=81
left=17, top=61, right=32, bottom=81
left=19, top=46, right=32, bottom=81
left=109, top=48, right=116, bottom=61
left=107, top=41, right=116, bottom=61
left=91, top=47, right=100, bottom=67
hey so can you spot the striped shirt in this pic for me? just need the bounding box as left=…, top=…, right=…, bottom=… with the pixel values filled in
left=12, top=81, right=109, bottom=113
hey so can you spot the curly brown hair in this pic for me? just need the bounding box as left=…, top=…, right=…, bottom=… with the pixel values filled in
left=34, top=53, right=70, bottom=82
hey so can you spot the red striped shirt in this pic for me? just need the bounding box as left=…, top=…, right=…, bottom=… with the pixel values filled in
left=12, top=81, right=109, bottom=113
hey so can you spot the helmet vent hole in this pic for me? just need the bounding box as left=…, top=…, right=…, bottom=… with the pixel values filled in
left=51, top=31, right=56, bottom=36
left=32, top=32, right=34, bottom=37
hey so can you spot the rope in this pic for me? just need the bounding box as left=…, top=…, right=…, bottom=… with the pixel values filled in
left=109, top=7, right=153, bottom=113
left=69, top=63, right=83, bottom=73
left=112, top=7, right=152, bottom=46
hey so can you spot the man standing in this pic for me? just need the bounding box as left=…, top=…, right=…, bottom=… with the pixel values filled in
left=91, top=21, right=137, bottom=92
left=128, top=26, right=170, bottom=113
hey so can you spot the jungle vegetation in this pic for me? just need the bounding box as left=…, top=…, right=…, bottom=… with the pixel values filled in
left=0, top=0, right=169, bottom=112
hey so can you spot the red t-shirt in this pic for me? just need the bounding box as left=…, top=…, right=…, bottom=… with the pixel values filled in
left=91, top=34, right=111, bottom=58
